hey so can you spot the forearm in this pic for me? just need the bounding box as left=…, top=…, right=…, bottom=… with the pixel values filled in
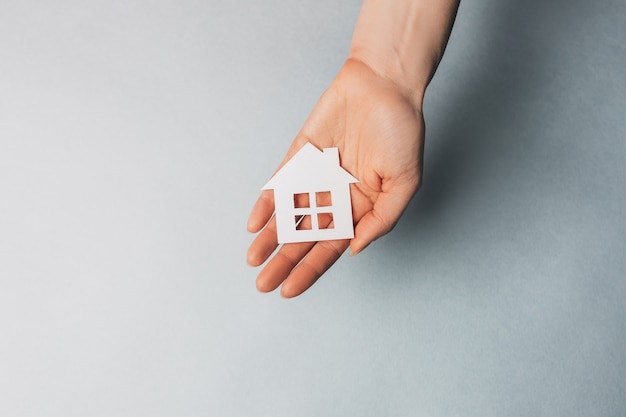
left=349, top=0, right=460, bottom=109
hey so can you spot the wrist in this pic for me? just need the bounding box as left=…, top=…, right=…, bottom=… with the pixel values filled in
left=346, top=48, right=427, bottom=111
left=348, top=0, right=459, bottom=109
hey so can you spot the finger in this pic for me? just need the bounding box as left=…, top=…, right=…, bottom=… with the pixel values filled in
left=256, top=240, right=316, bottom=292
left=247, top=190, right=274, bottom=234
left=246, top=216, right=279, bottom=266
left=350, top=186, right=416, bottom=255
left=280, top=239, right=350, bottom=298
left=255, top=213, right=337, bottom=295
left=247, top=190, right=275, bottom=233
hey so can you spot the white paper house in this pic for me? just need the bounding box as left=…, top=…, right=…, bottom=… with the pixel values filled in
left=263, top=143, right=359, bottom=244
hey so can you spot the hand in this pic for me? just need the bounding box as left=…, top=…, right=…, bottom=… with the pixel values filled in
left=247, top=58, right=425, bottom=298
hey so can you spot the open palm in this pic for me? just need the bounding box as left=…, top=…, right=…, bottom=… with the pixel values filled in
left=247, top=59, right=425, bottom=298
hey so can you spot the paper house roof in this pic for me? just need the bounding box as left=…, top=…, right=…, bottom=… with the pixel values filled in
left=262, top=143, right=358, bottom=191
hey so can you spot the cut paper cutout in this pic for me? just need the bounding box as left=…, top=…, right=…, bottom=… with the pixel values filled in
left=262, top=142, right=359, bottom=244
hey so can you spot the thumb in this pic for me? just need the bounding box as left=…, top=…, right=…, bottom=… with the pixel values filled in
left=350, top=187, right=415, bottom=255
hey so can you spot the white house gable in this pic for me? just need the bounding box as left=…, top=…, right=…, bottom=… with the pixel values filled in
left=262, top=142, right=358, bottom=244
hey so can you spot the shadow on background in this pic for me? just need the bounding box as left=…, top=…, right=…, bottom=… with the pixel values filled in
left=397, top=0, right=594, bottom=239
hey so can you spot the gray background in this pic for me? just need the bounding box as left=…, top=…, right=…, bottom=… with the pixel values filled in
left=1, top=0, right=625, bottom=416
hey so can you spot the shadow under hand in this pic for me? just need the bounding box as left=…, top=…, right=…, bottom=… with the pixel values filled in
left=396, top=0, right=595, bottom=243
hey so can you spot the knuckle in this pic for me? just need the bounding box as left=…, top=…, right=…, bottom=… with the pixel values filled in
left=275, top=250, right=300, bottom=269
left=372, top=209, right=395, bottom=236
left=317, top=240, right=344, bottom=260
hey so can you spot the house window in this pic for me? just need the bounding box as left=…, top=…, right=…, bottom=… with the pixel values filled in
left=295, top=215, right=312, bottom=230
left=293, top=193, right=310, bottom=209
left=317, top=212, right=334, bottom=230
left=315, top=191, right=332, bottom=207
left=293, top=191, right=334, bottom=231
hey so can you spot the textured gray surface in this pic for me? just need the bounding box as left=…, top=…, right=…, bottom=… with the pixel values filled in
left=1, top=0, right=625, bottom=416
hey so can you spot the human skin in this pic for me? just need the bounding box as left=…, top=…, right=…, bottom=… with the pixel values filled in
left=247, top=0, right=460, bottom=298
